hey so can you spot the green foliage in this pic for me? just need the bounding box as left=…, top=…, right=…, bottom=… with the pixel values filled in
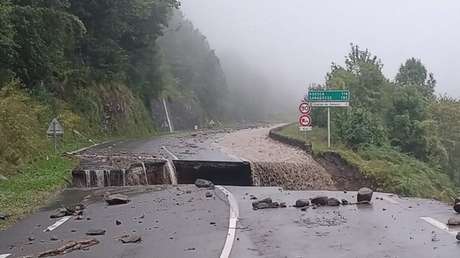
left=387, top=86, right=447, bottom=164
left=327, top=44, right=391, bottom=114
left=0, top=154, right=76, bottom=229
left=335, top=108, right=387, bottom=149
left=430, top=97, right=460, bottom=184
left=395, top=57, right=435, bottom=98
left=0, top=81, right=49, bottom=174
left=278, top=124, right=457, bottom=201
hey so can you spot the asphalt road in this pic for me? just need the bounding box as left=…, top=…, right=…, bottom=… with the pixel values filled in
left=2, top=128, right=460, bottom=257
left=0, top=186, right=229, bottom=258
left=79, top=130, right=241, bottom=162
left=2, top=186, right=460, bottom=258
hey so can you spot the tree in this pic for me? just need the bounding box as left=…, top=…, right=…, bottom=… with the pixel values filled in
left=387, top=86, right=446, bottom=164
left=335, top=107, right=387, bottom=149
left=395, top=58, right=435, bottom=99
left=327, top=44, right=391, bottom=115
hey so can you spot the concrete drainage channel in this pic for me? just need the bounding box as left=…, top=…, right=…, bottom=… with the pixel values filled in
left=72, top=155, right=253, bottom=187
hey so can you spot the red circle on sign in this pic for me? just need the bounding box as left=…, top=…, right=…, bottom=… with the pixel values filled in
left=299, top=115, right=311, bottom=126
left=299, top=102, right=311, bottom=114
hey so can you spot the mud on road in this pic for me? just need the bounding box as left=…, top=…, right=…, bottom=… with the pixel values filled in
left=216, top=126, right=336, bottom=191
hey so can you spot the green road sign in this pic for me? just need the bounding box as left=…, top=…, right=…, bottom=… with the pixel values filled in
left=306, top=90, right=350, bottom=107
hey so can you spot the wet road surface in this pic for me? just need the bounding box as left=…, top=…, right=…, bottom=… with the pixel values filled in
left=0, top=186, right=228, bottom=258
left=230, top=187, right=460, bottom=258
left=2, top=128, right=460, bottom=257
left=2, top=186, right=460, bottom=257
left=81, top=130, right=241, bottom=162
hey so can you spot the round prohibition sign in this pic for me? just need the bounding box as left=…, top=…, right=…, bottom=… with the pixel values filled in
left=299, top=114, right=312, bottom=127
left=299, top=102, right=312, bottom=114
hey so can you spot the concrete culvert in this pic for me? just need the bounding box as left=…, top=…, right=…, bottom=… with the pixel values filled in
left=173, top=160, right=252, bottom=186
left=72, top=157, right=173, bottom=187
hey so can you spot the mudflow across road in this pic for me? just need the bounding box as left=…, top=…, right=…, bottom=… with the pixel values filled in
left=1, top=126, right=460, bottom=258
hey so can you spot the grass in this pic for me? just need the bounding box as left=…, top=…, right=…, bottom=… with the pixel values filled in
left=277, top=123, right=458, bottom=202
left=0, top=155, right=76, bottom=230
left=0, top=83, right=160, bottom=230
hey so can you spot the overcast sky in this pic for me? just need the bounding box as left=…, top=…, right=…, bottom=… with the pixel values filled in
left=180, top=0, right=460, bottom=100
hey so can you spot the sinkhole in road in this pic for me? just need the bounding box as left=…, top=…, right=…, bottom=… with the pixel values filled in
left=72, top=159, right=253, bottom=187
left=173, top=160, right=253, bottom=186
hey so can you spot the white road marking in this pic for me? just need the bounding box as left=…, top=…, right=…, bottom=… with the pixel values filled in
left=421, top=217, right=458, bottom=236
left=44, top=216, right=72, bottom=232
left=381, top=195, right=400, bottom=204
left=0, top=254, right=11, bottom=258
left=162, top=146, right=178, bottom=160
left=216, top=186, right=239, bottom=258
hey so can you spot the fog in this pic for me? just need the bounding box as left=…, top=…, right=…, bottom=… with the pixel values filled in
left=180, top=0, right=460, bottom=109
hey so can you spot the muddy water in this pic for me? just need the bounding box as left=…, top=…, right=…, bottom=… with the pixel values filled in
left=217, top=126, right=336, bottom=190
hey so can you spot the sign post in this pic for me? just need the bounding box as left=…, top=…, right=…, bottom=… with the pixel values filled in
left=47, top=118, right=64, bottom=153
left=305, top=89, right=350, bottom=148
left=298, top=102, right=312, bottom=132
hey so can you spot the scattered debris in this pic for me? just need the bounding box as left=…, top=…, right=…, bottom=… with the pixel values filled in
left=50, top=236, right=59, bottom=241
left=105, top=194, right=130, bottom=205
left=194, top=179, right=215, bottom=189
left=205, top=191, right=213, bottom=198
left=311, top=196, right=328, bottom=206
left=0, top=213, right=9, bottom=220
left=249, top=195, right=257, bottom=200
left=50, top=204, right=85, bottom=219
left=327, top=198, right=340, bottom=207
left=50, top=208, right=73, bottom=219
left=252, top=198, right=280, bottom=210
left=341, top=199, right=349, bottom=205
left=294, top=199, right=309, bottom=208
left=185, top=247, right=196, bottom=251
left=357, top=187, right=373, bottom=203
left=454, top=203, right=460, bottom=213
left=28, top=236, right=35, bottom=241
left=38, top=239, right=99, bottom=257
left=119, top=234, right=142, bottom=244
left=86, top=229, right=106, bottom=236
left=447, top=217, right=460, bottom=226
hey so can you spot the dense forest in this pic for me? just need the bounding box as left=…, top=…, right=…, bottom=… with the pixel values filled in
left=0, top=1, right=233, bottom=174
left=312, top=44, right=460, bottom=188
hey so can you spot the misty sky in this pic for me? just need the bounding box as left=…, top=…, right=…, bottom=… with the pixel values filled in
left=181, top=0, right=460, bottom=99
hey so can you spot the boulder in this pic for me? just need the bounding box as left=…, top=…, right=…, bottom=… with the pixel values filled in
left=294, top=199, right=309, bottom=208
left=357, top=187, right=373, bottom=203
left=86, top=229, right=106, bottom=236
left=311, top=196, right=328, bottom=206
left=0, top=213, right=8, bottom=220
left=252, top=198, right=280, bottom=210
left=457, top=232, right=460, bottom=241
left=105, top=194, right=130, bottom=206
left=341, top=199, right=349, bottom=205
left=205, top=192, right=213, bottom=198
left=194, top=179, right=214, bottom=189
left=454, top=203, right=460, bottom=213
left=327, top=198, right=341, bottom=207
left=447, top=217, right=460, bottom=226
left=50, top=208, right=73, bottom=219
left=120, top=234, right=142, bottom=244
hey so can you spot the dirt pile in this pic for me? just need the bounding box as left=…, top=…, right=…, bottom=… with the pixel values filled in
left=250, top=161, right=335, bottom=190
